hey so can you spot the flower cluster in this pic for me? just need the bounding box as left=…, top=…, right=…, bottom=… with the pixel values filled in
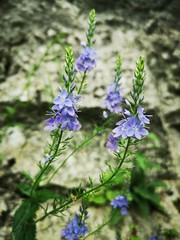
left=113, top=106, right=149, bottom=140
left=76, top=47, right=98, bottom=72
left=61, top=214, right=88, bottom=240
left=110, top=195, right=128, bottom=215
left=44, top=89, right=81, bottom=132
left=103, top=82, right=123, bottom=114
left=106, top=106, right=150, bottom=151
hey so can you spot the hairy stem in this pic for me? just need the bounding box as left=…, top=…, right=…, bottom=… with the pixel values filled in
left=46, top=131, right=97, bottom=185
left=78, top=71, right=87, bottom=94
left=83, top=211, right=118, bottom=239
left=30, top=130, right=63, bottom=196
left=35, top=138, right=130, bottom=222
left=45, top=119, right=111, bottom=185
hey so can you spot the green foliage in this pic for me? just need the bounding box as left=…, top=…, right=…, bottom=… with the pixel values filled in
left=86, top=9, right=96, bottom=46
left=0, top=152, right=3, bottom=165
left=114, top=55, right=122, bottom=85
left=89, top=168, right=131, bottom=206
left=109, top=210, right=122, bottom=226
left=17, top=183, right=32, bottom=197
left=2, top=102, right=33, bottom=128
left=148, top=132, right=160, bottom=143
left=90, top=147, right=165, bottom=219
left=130, top=56, right=145, bottom=111
left=35, top=189, right=61, bottom=203
left=64, top=46, right=75, bottom=93
left=0, top=127, right=6, bottom=164
left=153, top=224, right=180, bottom=240
left=130, top=152, right=166, bottom=216
left=89, top=192, right=106, bottom=205
left=130, top=237, right=141, bottom=240
left=127, top=225, right=142, bottom=240
left=3, top=106, right=17, bottom=126
left=162, top=227, right=179, bottom=239
left=13, top=200, right=38, bottom=240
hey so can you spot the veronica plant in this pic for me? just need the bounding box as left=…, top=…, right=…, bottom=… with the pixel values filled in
left=12, top=10, right=98, bottom=240
left=11, top=9, right=156, bottom=240
left=76, top=9, right=98, bottom=94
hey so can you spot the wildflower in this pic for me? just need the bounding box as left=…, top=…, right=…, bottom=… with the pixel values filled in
left=103, top=111, right=108, bottom=119
left=137, top=106, right=150, bottom=125
left=45, top=153, right=51, bottom=163
left=76, top=47, right=98, bottom=72
left=44, top=116, right=60, bottom=131
left=112, top=119, right=128, bottom=139
left=123, top=109, right=131, bottom=117
left=103, top=82, right=123, bottom=113
left=61, top=115, right=81, bottom=131
left=106, top=134, right=119, bottom=152
left=110, top=195, right=128, bottom=215
left=44, top=89, right=81, bottom=132
left=61, top=214, right=88, bottom=240
left=150, top=237, right=159, bottom=240
left=53, top=89, right=74, bottom=109
left=113, top=116, right=149, bottom=140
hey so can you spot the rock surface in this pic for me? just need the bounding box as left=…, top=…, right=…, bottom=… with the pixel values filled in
left=0, top=0, right=179, bottom=239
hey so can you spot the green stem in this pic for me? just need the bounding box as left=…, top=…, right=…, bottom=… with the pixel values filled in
left=30, top=130, right=63, bottom=196
left=45, top=119, right=111, bottom=185
left=83, top=211, right=118, bottom=240
left=35, top=138, right=130, bottom=223
left=46, top=131, right=97, bottom=185
left=51, top=130, right=63, bottom=158
left=78, top=71, right=87, bottom=94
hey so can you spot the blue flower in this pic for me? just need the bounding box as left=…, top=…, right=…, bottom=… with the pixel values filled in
left=110, top=195, right=128, bottom=215
left=53, top=89, right=78, bottom=112
left=61, top=115, right=81, bottom=131
left=103, top=82, right=123, bottom=113
left=125, top=116, right=149, bottom=139
left=150, top=236, right=159, bottom=240
left=44, top=116, right=60, bottom=131
left=106, top=134, right=119, bottom=152
left=44, top=153, right=52, bottom=163
left=61, top=214, right=88, bottom=240
left=44, top=89, right=81, bottom=132
left=76, top=47, right=98, bottom=72
left=113, top=116, right=148, bottom=140
left=112, top=119, right=128, bottom=139
left=137, top=106, right=150, bottom=125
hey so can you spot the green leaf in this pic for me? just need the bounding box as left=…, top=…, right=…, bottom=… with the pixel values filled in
left=22, top=172, right=34, bottom=183
left=13, top=199, right=38, bottom=240
left=111, top=171, right=125, bottom=185
left=109, top=210, right=122, bottom=226
left=13, top=220, right=36, bottom=240
left=134, top=186, right=160, bottom=205
left=135, top=153, right=148, bottom=171
left=106, top=190, right=120, bottom=201
left=36, top=189, right=61, bottom=203
left=6, top=106, right=16, bottom=116
left=17, top=183, right=32, bottom=197
left=89, top=194, right=106, bottom=205
left=148, top=180, right=167, bottom=189
left=133, top=196, right=150, bottom=216
left=101, top=169, right=125, bottom=186
left=148, top=133, right=160, bottom=142
left=130, top=237, right=142, bottom=240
